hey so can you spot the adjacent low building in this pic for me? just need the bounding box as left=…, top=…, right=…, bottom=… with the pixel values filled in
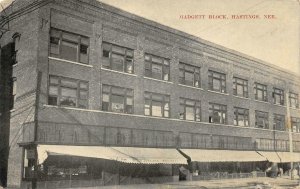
left=1, top=0, right=300, bottom=188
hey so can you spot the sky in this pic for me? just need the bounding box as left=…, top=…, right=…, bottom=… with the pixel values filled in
left=0, top=0, right=299, bottom=74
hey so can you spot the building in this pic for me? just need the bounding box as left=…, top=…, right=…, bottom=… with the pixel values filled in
left=0, top=0, right=300, bottom=188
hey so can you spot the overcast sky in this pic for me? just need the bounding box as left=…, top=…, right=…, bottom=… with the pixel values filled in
left=1, top=0, right=299, bottom=74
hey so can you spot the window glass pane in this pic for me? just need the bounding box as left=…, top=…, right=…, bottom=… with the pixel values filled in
left=81, top=37, right=89, bottom=46
left=61, top=41, right=78, bottom=62
left=152, top=101, right=162, bottom=117
left=80, top=82, right=88, bottom=90
left=237, top=85, right=244, bottom=96
left=163, top=59, right=169, bottom=65
left=213, top=79, right=220, bottom=91
left=48, top=96, right=57, bottom=105
left=111, top=94, right=124, bottom=113
left=102, top=94, right=109, bottom=102
left=61, top=79, right=77, bottom=88
left=61, top=88, right=77, bottom=98
left=49, top=86, right=58, bottom=95
left=79, top=90, right=88, bottom=99
left=185, top=72, right=194, bottom=86
left=111, top=53, right=124, bottom=71
left=126, top=58, right=133, bottom=73
left=78, top=99, right=88, bottom=109
left=152, top=63, right=162, bottom=79
left=152, top=94, right=163, bottom=101
left=152, top=56, right=163, bottom=64
left=50, top=37, right=59, bottom=55
left=186, top=106, right=194, bottom=121
left=50, top=77, right=59, bottom=85
left=144, top=100, right=150, bottom=115
left=126, top=97, right=133, bottom=105
left=112, top=45, right=125, bottom=55
left=80, top=45, right=88, bottom=64
left=62, top=32, right=78, bottom=42
left=111, top=87, right=124, bottom=95
left=50, top=29, right=60, bottom=38
left=60, top=96, right=76, bottom=107
left=145, top=55, right=150, bottom=61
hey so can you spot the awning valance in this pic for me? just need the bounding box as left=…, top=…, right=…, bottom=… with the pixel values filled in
left=180, top=149, right=267, bottom=162
left=37, top=145, right=187, bottom=165
left=257, top=151, right=300, bottom=163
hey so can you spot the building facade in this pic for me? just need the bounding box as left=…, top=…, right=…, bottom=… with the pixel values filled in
left=1, top=0, right=300, bottom=188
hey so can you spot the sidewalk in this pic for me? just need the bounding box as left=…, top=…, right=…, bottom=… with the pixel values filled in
left=66, top=177, right=300, bottom=189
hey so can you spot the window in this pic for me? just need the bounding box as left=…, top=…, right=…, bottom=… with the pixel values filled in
left=179, top=98, right=201, bottom=121
left=144, top=92, right=170, bottom=117
left=289, top=92, right=299, bottom=108
left=234, top=107, right=249, bottom=127
left=233, top=77, right=248, bottom=98
left=102, top=42, right=134, bottom=73
left=50, top=28, right=89, bottom=64
left=48, top=76, right=88, bottom=108
left=291, top=117, right=300, bottom=133
left=255, top=111, right=269, bottom=129
left=179, top=63, right=200, bottom=87
left=254, top=83, right=268, bottom=102
left=11, top=77, right=17, bottom=109
left=273, top=114, right=285, bottom=131
left=101, top=85, right=133, bottom=114
left=273, top=88, right=284, bottom=105
left=209, top=103, right=227, bottom=124
left=144, top=54, right=170, bottom=81
left=208, top=70, right=226, bottom=93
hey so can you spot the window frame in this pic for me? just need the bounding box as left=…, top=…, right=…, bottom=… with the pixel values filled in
left=144, top=92, right=170, bottom=118
left=101, top=84, right=134, bottom=114
left=49, top=28, right=90, bottom=64
left=273, top=114, right=285, bottom=131
left=209, top=103, right=227, bottom=124
left=179, top=98, right=201, bottom=122
left=255, top=110, right=269, bottom=129
left=233, top=107, right=249, bottom=127
left=208, top=70, right=226, bottom=93
left=289, top=92, right=299, bottom=108
left=101, top=42, right=134, bottom=74
left=144, top=54, right=170, bottom=81
left=233, top=77, right=248, bottom=98
left=179, top=62, right=201, bottom=88
left=254, top=82, right=268, bottom=102
left=48, top=75, right=89, bottom=109
left=273, top=87, right=284, bottom=105
left=291, top=117, right=300, bottom=133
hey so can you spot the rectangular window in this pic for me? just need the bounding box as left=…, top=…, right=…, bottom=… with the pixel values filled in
left=234, top=107, right=249, bottom=127
left=209, top=103, right=227, bottom=124
left=233, top=77, right=248, bottom=98
left=273, top=114, right=285, bottom=131
left=179, top=63, right=201, bottom=88
left=254, top=83, right=268, bottom=102
left=144, top=54, right=170, bottom=81
left=289, top=92, right=299, bottom=108
left=255, top=111, right=269, bottom=129
left=11, top=77, right=17, bottom=109
left=101, top=85, right=133, bottom=114
left=273, top=88, right=284, bottom=105
left=50, top=28, right=89, bottom=64
left=208, top=70, right=226, bottom=93
left=48, top=76, right=88, bottom=109
left=144, top=92, right=170, bottom=118
left=179, top=98, right=201, bottom=121
left=291, top=117, right=300, bottom=133
left=102, top=42, right=134, bottom=73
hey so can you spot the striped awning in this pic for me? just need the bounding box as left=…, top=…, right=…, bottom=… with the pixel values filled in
left=37, top=145, right=187, bottom=165
left=180, top=149, right=267, bottom=162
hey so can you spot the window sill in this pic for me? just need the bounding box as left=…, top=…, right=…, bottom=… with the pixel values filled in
left=49, top=57, right=93, bottom=68
left=207, top=90, right=229, bottom=96
left=233, top=95, right=249, bottom=100
left=101, top=67, right=137, bottom=77
left=273, top=103, right=286, bottom=108
left=254, top=99, right=269, bottom=104
left=178, top=84, right=203, bottom=90
left=143, top=76, right=173, bottom=84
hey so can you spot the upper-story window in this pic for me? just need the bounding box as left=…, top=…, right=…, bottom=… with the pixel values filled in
left=10, top=77, right=17, bottom=110
left=273, top=114, right=285, bottom=131
left=289, top=92, right=299, bottom=108
left=208, top=70, right=226, bottom=93
left=254, top=82, right=268, bottom=102
left=102, top=85, right=133, bottom=114
left=179, top=63, right=200, bottom=88
left=291, top=117, right=300, bottom=133
left=179, top=98, right=201, bottom=121
left=255, top=111, right=269, bottom=129
left=144, top=54, right=170, bottom=81
left=144, top=92, right=170, bottom=118
left=273, top=88, right=284, bottom=105
left=50, top=28, right=89, bottom=64
left=209, top=103, right=227, bottom=124
left=102, top=42, right=134, bottom=74
left=233, top=77, right=248, bottom=98
left=48, top=76, right=88, bottom=109
left=233, top=107, right=249, bottom=127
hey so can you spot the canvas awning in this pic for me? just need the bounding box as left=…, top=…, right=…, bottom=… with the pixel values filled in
left=180, top=149, right=267, bottom=162
left=37, top=145, right=187, bottom=165
left=257, top=151, right=300, bottom=163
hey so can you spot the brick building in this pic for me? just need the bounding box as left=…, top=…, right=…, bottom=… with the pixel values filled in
left=1, top=0, right=300, bottom=188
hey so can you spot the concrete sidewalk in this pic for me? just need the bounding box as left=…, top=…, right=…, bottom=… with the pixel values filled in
left=66, top=177, right=300, bottom=189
